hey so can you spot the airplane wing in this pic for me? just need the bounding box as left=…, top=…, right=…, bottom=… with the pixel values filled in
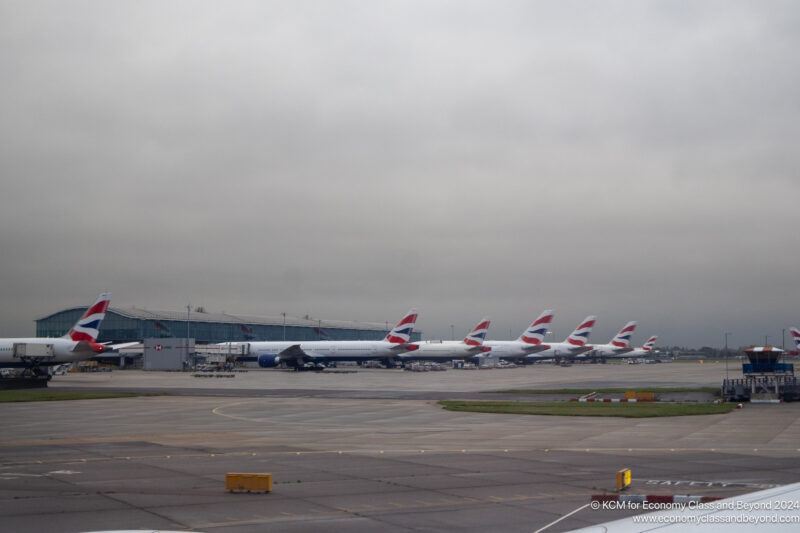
left=102, top=342, right=141, bottom=352
left=522, top=344, right=550, bottom=354
left=568, top=346, right=593, bottom=355
left=276, top=344, right=316, bottom=366
left=466, top=345, right=491, bottom=353
left=71, top=340, right=97, bottom=354
left=389, top=343, right=418, bottom=352
left=567, top=482, right=800, bottom=532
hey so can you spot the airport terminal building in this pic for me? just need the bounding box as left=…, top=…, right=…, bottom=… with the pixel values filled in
left=36, top=306, right=421, bottom=344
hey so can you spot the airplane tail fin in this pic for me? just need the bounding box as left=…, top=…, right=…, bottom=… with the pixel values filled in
left=463, top=317, right=490, bottom=346
left=384, top=308, right=418, bottom=344
left=642, top=335, right=658, bottom=351
left=517, top=309, right=554, bottom=345
left=64, top=293, right=111, bottom=343
left=566, top=315, right=596, bottom=346
left=611, top=321, right=637, bottom=348
left=790, top=328, right=800, bottom=350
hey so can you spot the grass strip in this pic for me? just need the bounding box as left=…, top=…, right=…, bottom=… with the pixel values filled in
left=0, top=390, right=154, bottom=403
left=439, top=400, right=735, bottom=418
left=495, top=387, right=720, bottom=395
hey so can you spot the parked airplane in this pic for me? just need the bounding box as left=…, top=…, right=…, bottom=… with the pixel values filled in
left=580, top=321, right=637, bottom=359
left=523, top=315, right=596, bottom=361
left=227, top=309, right=420, bottom=369
left=477, top=310, right=555, bottom=363
left=397, top=317, right=491, bottom=363
left=620, top=335, right=658, bottom=358
left=0, top=293, right=117, bottom=373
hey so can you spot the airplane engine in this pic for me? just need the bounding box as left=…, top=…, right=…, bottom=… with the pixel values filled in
left=257, top=354, right=281, bottom=368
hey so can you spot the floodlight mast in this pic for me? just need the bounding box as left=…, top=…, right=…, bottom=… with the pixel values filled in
left=724, top=332, right=732, bottom=381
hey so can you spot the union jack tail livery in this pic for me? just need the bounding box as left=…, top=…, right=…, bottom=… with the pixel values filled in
left=65, top=292, right=111, bottom=343
left=790, top=328, right=800, bottom=350
left=611, top=321, right=637, bottom=348
left=518, top=309, right=554, bottom=345
left=566, top=316, right=596, bottom=346
left=384, top=308, right=418, bottom=344
left=642, top=335, right=658, bottom=352
left=464, top=317, right=490, bottom=346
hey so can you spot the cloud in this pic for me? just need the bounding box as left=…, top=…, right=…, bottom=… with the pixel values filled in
left=1, top=1, right=798, bottom=347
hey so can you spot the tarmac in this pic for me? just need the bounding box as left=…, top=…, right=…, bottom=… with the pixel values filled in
left=2, top=362, right=800, bottom=532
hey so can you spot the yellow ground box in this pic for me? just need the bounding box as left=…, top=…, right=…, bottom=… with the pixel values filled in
left=625, top=391, right=656, bottom=401
left=616, top=468, right=631, bottom=491
left=226, top=473, right=273, bottom=492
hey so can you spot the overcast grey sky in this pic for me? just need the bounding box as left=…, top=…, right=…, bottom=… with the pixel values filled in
left=1, top=1, right=798, bottom=348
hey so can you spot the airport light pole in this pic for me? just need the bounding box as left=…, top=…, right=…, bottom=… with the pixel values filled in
left=783, top=329, right=786, bottom=351
left=186, top=304, right=191, bottom=370
left=724, top=332, right=731, bottom=381
left=282, top=313, right=286, bottom=341
left=450, top=325, right=454, bottom=341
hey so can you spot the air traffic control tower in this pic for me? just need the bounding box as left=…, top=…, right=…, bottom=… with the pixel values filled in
left=722, top=346, right=799, bottom=402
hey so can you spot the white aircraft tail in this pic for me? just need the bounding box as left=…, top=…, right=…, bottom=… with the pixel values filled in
left=566, top=316, right=596, bottom=346
left=610, top=321, right=637, bottom=348
left=384, top=308, right=418, bottom=344
left=64, top=293, right=111, bottom=343
left=517, top=309, right=554, bottom=345
left=642, top=335, right=658, bottom=351
left=463, top=317, right=490, bottom=346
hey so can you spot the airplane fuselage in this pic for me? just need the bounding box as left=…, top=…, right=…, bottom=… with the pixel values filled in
left=618, top=347, right=651, bottom=358
left=584, top=344, right=634, bottom=358
left=0, top=338, right=95, bottom=367
left=525, top=342, right=591, bottom=361
left=482, top=340, right=549, bottom=360
left=398, top=340, right=488, bottom=362
left=222, top=340, right=410, bottom=367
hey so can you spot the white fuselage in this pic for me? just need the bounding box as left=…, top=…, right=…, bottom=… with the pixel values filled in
left=617, top=347, right=651, bottom=358
left=0, top=338, right=91, bottom=367
left=223, top=340, right=405, bottom=362
left=399, top=340, right=484, bottom=362
left=583, top=344, right=634, bottom=358
left=524, top=342, right=591, bottom=361
left=482, top=340, right=548, bottom=360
